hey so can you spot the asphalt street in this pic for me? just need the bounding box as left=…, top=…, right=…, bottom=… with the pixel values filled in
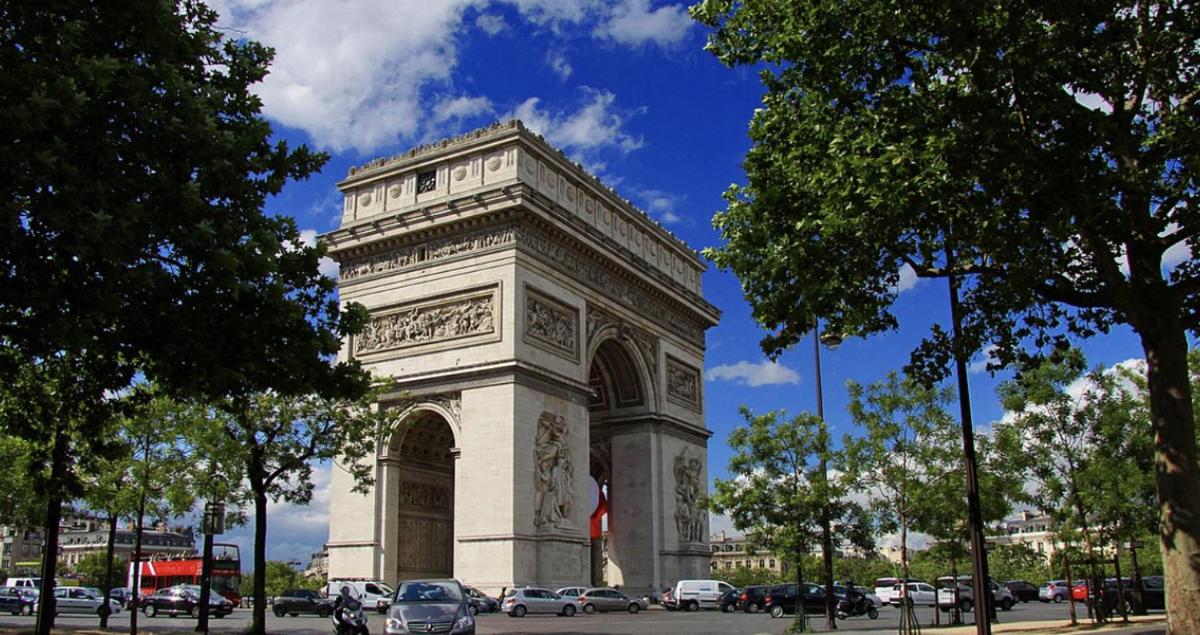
left=0, top=602, right=1168, bottom=634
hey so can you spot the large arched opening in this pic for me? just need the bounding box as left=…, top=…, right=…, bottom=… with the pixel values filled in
left=380, top=410, right=457, bottom=583
left=587, top=336, right=653, bottom=588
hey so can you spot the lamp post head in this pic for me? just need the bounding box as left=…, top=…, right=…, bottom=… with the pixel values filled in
left=819, top=332, right=843, bottom=348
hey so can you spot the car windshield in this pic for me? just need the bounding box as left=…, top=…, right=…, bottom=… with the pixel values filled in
left=394, top=581, right=463, bottom=604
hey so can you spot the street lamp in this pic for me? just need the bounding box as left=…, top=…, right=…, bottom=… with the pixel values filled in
left=196, top=475, right=228, bottom=634
left=813, top=322, right=841, bottom=630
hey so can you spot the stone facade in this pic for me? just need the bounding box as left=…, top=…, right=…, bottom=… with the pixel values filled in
left=323, top=121, right=720, bottom=596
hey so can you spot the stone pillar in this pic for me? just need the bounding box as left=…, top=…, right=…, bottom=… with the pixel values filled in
left=607, top=428, right=661, bottom=595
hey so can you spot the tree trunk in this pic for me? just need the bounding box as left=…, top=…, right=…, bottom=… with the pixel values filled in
left=100, top=511, right=118, bottom=629
left=34, top=424, right=68, bottom=635
left=250, top=464, right=268, bottom=635
left=794, top=553, right=807, bottom=632
left=1139, top=323, right=1200, bottom=635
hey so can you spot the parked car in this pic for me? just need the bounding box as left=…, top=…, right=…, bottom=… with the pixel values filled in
left=763, top=583, right=827, bottom=618
left=2, top=578, right=43, bottom=590
left=1039, top=580, right=1070, bottom=603
left=141, top=587, right=232, bottom=618
left=576, top=587, right=647, bottom=614
left=666, top=579, right=735, bottom=611
left=328, top=579, right=394, bottom=614
left=1071, top=580, right=1093, bottom=602
left=935, top=577, right=1015, bottom=612
left=500, top=587, right=576, bottom=617
left=272, top=588, right=332, bottom=617
left=555, top=586, right=587, bottom=599
left=1005, top=580, right=1039, bottom=603
left=384, top=579, right=474, bottom=635
left=873, top=578, right=900, bottom=604
left=50, top=587, right=122, bottom=616
left=106, top=587, right=133, bottom=609
left=736, top=585, right=771, bottom=613
left=1099, top=576, right=1166, bottom=614
left=464, top=586, right=498, bottom=614
left=0, top=587, right=36, bottom=615
left=889, top=582, right=938, bottom=607
left=718, top=587, right=740, bottom=612
left=832, top=584, right=883, bottom=609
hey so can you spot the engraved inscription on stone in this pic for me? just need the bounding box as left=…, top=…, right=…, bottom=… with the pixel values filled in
left=666, top=356, right=700, bottom=409
left=398, top=480, right=450, bottom=511
left=397, top=517, right=452, bottom=571
left=355, top=288, right=496, bottom=356
left=534, top=411, right=574, bottom=529
left=673, top=449, right=704, bottom=543
left=524, top=288, right=578, bottom=361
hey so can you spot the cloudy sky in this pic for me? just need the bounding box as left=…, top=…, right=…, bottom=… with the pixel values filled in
left=201, top=0, right=1152, bottom=565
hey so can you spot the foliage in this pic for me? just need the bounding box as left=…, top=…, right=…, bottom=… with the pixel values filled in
left=842, top=372, right=957, bottom=576
left=0, top=435, right=40, bottom=527
left=708, top=407, right=872, bottom=631
left=724, top=565, right=787, bottom=589
left=987, top=544, right=1052, bottom=586
left=690, top=0, right=1200, bottom=628
left=832, top=557, right=897, bottom=588
left=72, top=552, right=126, bottom=590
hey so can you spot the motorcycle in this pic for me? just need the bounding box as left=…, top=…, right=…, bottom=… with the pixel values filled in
left=836, top=595, right=879, bottom=620
left=331, top=598, right=370, bottom=635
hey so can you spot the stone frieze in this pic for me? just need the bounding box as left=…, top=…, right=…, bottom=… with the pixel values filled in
left=354, top=289, right=496, bottom=356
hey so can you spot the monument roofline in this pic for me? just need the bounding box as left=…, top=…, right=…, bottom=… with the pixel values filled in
left=337, top=120, right=706, bottom=271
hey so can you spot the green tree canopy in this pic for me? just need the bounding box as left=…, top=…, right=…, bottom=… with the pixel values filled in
left=691, top=1, right=1200, bottom=629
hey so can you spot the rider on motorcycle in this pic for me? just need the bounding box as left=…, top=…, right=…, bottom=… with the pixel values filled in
left=843, top=580, right=867, bottom=612
left=332, top=586, right=359, bottom=634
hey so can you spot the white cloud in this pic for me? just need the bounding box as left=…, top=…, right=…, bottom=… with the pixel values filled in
left=594, top=0, right=693, bottom=48
left=299, top=228, right=341, bottom=279
left=636, top=188, right=688, bottom=225
left=220, top=462, right=335, bottom=569
left=1069, top=86, right=1113, bottom=114
left=431, top=95, right=493, bottom=125
left=547, top=50, right=573, bottom=80
left=705, top=360, right=801, bottom=387
left=474, top=12, right=506, bottom=35
left=968, top=344, right=999, bottom=374
left=895, top=263, right=920, bottom=293
left=210, top=0, right=477, bottom=152
left=509, top=88, right=645, bottom=155
left=501, top=0, right=599, bottom=27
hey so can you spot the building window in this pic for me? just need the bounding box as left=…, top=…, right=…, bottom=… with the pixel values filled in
left=711, top=562, right=717, bottom=570
left=416, top=170, right=437, bottom=194
left=759, top=559, right=765, bottom=568
left=770, top=559, right=776, bottom=568
left=1037, top=542, right=1044, bottom=553
left=724, top=561, right=731, bottom=569
left=723, top=545, right=733, bottom=552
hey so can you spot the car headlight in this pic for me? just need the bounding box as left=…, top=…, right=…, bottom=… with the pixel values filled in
left=452, top=614, right=475, bottom=633
left=385, top=617, right=403, bottom=630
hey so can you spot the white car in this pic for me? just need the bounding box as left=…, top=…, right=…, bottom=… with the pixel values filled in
left=889, top=582, right=938, bottom=607
left=874, top=577, right=900, bottom=604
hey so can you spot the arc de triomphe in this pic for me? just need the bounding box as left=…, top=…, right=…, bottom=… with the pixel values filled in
left=323, top=121, right=720, bottom=595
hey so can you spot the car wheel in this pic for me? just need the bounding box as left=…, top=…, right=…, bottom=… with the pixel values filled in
left=686, top=600, right=699, bottom=612
left=562, top=604, right=576, bottom=617
left=273, top=605, right=287, bottom=617
left=583, top=603, right=596, bottom=614
left=769, top=605, right=784, bottom=618
left=512, top=605, right=526, bottom=617
left=192, top=606, right=202, bottom=619
left=317, top=605, right=330, bottom=618
left=144, top=604, right=157, bottom=618
left=746, top=602, right=759, bottom=613
left=960, top=600, right=973, bottom=613
left=1001, top=598, right=1014, bottom=611
left=1054, top=594, right=1063, bottom=603
left=722, top=603, right=734, bottom=613
left=868, top=607, right=879, bottom=620
left=629, top=603, right=640, bottom=614
left=20, top=604, right=33, bottom=616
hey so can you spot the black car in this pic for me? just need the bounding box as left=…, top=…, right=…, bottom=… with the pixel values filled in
left=1004, top=580, right=1039, bottom=603
left=1100, top=576, right=1166, bottom=614
left=0, top=587, right=35, bottom=616
left=273, top=588, right=332, bottom=617
left=718, top=588, right=741, bottom=613
left=737, top=585, right=771, bottom=613
left=464, top=586, right=498, bottom=614
left=141, top=587, right=233, bottom=618
left=763, top=583, right=827, bottom=618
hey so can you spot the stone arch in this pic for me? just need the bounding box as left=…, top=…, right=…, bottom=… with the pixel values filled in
left=586, top=329, right=657, bottom=416
left=380, top=398, right=463, bottom=459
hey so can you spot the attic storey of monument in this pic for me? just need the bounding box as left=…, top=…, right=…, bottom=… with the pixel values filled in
left=321, top=121, right=720, bottom=595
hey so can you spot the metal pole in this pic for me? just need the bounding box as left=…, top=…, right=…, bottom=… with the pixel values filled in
left=948, top=265, right=993, bottom=635
left=814, top=326, right=837, bottom=629
left=196, top=505, right=215, bottom=633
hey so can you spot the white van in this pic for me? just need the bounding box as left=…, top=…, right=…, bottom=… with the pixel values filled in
left=4, top=578, right=43, bottom=590
left=326, top=579, right=394, bottom=614
left=668, top=579, right=734, bottom=611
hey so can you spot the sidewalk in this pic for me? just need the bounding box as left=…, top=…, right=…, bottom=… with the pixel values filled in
left=834, top=614, right=1167, bottom=635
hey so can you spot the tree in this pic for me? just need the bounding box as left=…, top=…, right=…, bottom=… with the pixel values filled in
left=3, top=2, right=363, bottom=633
left=72, top=552, right=126, bottom=590
left=709, top=407, right=871, bottom=631
left=214, top=389, right=406, bottom=634
left=691, top=2, right=1200, bottom=629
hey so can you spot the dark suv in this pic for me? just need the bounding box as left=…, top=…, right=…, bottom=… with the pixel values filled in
left=737, top=585, right=771, bottom=613
left=272, top=589, right=332, bottom=617
left=1100, top=576, right=1165, bottom=615
left=763, top=583, right=827, bottom=618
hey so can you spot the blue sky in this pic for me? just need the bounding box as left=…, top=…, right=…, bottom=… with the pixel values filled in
left=204, top=0, right=1152, bottom=567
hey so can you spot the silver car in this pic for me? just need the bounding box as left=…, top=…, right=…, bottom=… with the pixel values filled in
left=49, top=587, right=122, bottom=615
left=555, top=586, right=588, bottom=600
left=384, top=579, right=474, bottom=635
left=501, top=587, right=577, bottom=617
left=576, top=587, right=648, bottom=614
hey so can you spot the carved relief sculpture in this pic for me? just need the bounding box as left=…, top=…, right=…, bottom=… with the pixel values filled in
left=674, top=449, right=704, bottom=543
left=355, top=290, right=495, bottom=356
left=534, top=411, right=574, bottom=529
left=666, top=356, right=700, bottom=410
left=524, top=290, right=578, bottom=360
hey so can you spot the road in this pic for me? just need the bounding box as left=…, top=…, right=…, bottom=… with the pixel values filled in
left=0, top=601, right=1167, bottom=634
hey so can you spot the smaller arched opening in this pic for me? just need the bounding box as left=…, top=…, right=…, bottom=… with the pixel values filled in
left=380, top=410, right=457, bottom=583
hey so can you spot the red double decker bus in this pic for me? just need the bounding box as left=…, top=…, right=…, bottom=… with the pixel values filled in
left=128, top=544, right=241, bottom=604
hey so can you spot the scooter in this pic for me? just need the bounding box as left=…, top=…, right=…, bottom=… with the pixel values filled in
left=836, top=595, right=879, bottom=620
left=331, top=598, right=370, bottom=635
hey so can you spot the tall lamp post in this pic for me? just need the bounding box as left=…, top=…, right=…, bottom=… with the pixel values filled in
left=814, top=322, right=842, bottom=630
left=196, top=477, right=227, bottom=634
